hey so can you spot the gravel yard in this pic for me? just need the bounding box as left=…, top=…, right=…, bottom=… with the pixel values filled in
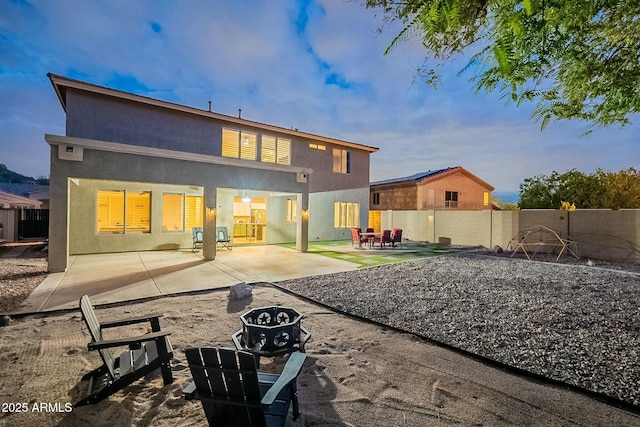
left=277, top=252, right=640, bottom=408
left=0, top=242, right=48, bottom=314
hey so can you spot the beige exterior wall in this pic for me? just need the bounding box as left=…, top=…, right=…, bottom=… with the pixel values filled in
left=370, top=184, right=417, bottom=211
left=375, top=209, right=640, bottom=263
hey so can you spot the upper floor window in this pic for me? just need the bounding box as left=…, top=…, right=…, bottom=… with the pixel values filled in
left=372, top=192, right=380, bottom=206
left=333, top=149, right=350, bottom=174
left=222, top=128, right=257, bottom=161
left=309, top=143, right=326, bottom=150
left=445, top=191, right=458, bottom=208
left=262, top=135, right=291, bottom=165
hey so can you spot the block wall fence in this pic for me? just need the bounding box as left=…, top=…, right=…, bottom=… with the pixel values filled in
left=375, top=209, right=640, bottom=264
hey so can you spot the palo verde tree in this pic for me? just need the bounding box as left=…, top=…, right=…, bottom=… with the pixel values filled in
left=518, top=167, right=640, bottom=209
left=366, top=0, right=640, bottom=129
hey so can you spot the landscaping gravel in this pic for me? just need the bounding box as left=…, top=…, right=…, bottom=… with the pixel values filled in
left=277, top=252, right=640, bottom=407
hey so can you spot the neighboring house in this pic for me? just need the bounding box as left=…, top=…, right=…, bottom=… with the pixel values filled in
left=46, top=73, right=378, bottom=272
left=0, top=190, right=42, bottom=242
left=370, top=166, right=495, bottom=211
left=0, top=183, right=50, bottom=209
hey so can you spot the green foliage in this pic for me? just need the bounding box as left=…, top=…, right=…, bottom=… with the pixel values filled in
left=366, top=0, right=640, bottom=128
left=0, top=164, right=36, bottom=183
left=518, top=167, right=640, bottom=209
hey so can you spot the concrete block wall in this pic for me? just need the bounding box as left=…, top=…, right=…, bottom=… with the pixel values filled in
left=375, top=209, right=640, bottom=263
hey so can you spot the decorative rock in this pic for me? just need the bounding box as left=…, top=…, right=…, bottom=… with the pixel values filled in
left=229, top=283, right=252, bottom=300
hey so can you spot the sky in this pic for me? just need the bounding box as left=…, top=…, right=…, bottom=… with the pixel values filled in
left=1, top=0, right=638, bottom=201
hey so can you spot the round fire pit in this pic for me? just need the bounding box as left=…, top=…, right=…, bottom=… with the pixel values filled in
left=232, top=306, right=311, bottom=359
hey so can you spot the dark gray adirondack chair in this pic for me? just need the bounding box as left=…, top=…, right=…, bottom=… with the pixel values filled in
left=75, top=295, right=174, bottom=406
left=183, top=347, right=306, bottom=427
left=193, top=227, right=203, bottom=252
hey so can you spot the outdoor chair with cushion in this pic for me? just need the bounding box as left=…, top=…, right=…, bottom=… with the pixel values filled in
left=373, top=229, right=392, bottom=249
left=183, top=347, right=306, bottom=427
left=216, top=226, right=232, bottom=250
left=75, top=295, right=174, bottom=406
left=391, top=228, right=403, bottom=248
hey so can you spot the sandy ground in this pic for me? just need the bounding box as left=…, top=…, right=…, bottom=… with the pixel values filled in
left=0, top=285, right=638, bottom=427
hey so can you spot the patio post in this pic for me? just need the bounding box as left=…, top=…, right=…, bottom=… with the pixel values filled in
left=203, top=186, right=217, bottom=261
left=296, top=191, right=308, bottom=253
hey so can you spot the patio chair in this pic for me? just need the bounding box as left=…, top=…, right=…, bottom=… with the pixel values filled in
left=391, top=228, right=403, bottom=248
left=75, top=295, right=174, bottom=406
left=193, top=227, right=203, bottom=252
left=183, top=347, right=306, bottom=427
left=351, top=228, right=369, bottom=249
left=216, top=226, right=232, bottom=250
left=373, top=229, right=392, bottom=249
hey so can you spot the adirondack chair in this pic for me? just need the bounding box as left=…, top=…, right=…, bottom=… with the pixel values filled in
left=216, top=226, right=232, bottom=250
left=183, top=347, right=306, bottom=427
left=75, top=295, right=174, bottom=406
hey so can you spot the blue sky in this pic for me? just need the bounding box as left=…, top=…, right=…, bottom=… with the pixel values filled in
left=1, top=0, right=638, bottom=201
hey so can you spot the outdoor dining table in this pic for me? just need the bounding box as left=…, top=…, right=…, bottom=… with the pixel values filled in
left=359, top=232, right=381, bottom=249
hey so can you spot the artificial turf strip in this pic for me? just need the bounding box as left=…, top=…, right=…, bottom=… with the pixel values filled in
left=279, top=241, right=473, bottom=268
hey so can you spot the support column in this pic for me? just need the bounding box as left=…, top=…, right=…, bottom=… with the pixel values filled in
left=296, top=190, right=309, bottom=253
left=203, top=186, right=217, bottom=261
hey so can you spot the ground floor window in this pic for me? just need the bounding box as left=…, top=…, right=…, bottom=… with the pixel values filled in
left=334, top=202, right=359, bottom=228
left=162, top=194, right=203, bottom=232
left=286, top=198, right=297, bottom=223
left=96, top=190, right=150, bottom=233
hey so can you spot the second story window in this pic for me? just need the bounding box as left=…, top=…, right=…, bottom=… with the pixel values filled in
left=372, top=192, right=380, bottom=205
left=445, top=191, right=459, bottom=208
left=262, top=135, right=291, bottom=165
left=333, top=149, right=350, bottom=174
left=222, top=128, right=257, bottom=161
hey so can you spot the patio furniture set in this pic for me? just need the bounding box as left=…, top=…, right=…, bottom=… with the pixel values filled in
left=76, top=295, right=310, bottom=427
left=351, top=227, right=403, bottom=250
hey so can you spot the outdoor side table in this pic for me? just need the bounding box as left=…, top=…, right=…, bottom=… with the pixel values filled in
left=232, top=306, right=311, bottom=365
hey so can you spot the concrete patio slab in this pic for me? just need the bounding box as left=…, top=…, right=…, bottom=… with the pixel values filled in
left=14, top=245, right=359, bottom=314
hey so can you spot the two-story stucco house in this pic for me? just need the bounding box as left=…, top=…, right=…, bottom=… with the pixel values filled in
left=369, top=166, right=494, bottom=211
left=45, top=74, right=378, bottom=272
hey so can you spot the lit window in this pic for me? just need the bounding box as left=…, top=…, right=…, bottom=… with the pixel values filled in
left=163, top=193, right=184, bottom=232
left=262, top=135, right=291, bottom=165
left=185, top=195, right=203, bottom=230
left=96, top=190, right=125, bottom=233
left=125, top=192, right=151, bottom=232
left=333, top=149, right=350, bottom=173
left=222, top=128, right=257, bottom=161
left=222, top=129, right=240, bottom=158
left=96, top=190, right=150, bottom=233
left=333, top=202, right=359, bottom=228
left=286, top=199, right=297, bottom=223
left=483, top=192, right=490, bottom=206
left=309, top=143, right=326, bottom=150
left=240, top=132, right=257, bottom=161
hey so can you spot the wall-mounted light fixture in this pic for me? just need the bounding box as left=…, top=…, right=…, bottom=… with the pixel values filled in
left=206, top=207, right=217, bottom=221
left=301, top=209, right=310, bottom=220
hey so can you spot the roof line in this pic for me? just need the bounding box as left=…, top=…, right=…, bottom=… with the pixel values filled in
left=46, top=73, right=379, bottom=153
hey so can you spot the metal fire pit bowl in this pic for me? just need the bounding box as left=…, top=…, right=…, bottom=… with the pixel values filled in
left=232, top=306, right=311, bottom=359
